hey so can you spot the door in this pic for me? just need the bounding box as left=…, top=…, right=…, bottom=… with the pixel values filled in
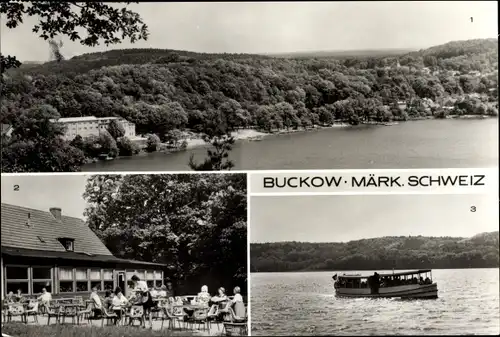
left=117, top=272, right=126, bottom=296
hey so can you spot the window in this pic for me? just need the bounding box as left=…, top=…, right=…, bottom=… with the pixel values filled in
left=145, top=271, right=154, bottom=288
left=32, top=267, right=52, bottom=294
left=6, top=266, right=29, bottom=295
left=90, top=269, right=102, bottom=291
left=75, top=268, right=88, bottom=292
left=155, top=280, right=162, bottom=287
left=58, top=238, right=75, bottom=252
left=136, top=270, right=145, bottom=280
left=59, top=267, right=74, bottom=293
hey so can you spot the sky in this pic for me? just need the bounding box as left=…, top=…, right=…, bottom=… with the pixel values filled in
left=0, top=1, right=497, bottom=62
left=1, top=175, right=90, bottom=219
left=250, top=194, right=499, bottom=243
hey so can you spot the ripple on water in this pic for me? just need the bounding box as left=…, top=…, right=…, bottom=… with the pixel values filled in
left=251, top=269, right=500, bottom=336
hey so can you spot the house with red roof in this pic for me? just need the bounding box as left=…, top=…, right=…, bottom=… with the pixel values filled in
left=1, top=203, right=165, bottom=299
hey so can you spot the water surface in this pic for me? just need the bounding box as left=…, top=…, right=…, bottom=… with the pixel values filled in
left=251, top=269, right=500, bottom=335
left=83, top=119, right=498, bottom=171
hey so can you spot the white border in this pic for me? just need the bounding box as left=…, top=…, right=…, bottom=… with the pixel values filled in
left=246, top=172, right=252, bottom=336
left=1, top=166, right=497, bottom=176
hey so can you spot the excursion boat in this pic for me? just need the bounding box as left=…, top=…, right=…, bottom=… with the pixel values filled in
left=333, top=269, right=438, bottom=299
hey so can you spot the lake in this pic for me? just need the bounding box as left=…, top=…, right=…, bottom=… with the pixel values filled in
left=250, top=269, right=500, bottom=335
left=83, top=119, right=498, bottom=171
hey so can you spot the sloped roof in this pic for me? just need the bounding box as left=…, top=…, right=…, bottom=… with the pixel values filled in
left=1, top=203, right=113, bottom=256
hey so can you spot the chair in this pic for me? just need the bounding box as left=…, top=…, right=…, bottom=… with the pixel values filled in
left=61, top=305, right=78, bottom=324
left=222, top=307, right=247, bottom=336
left=25, top=301, right=39, bottom=323
left=76, top=302, right=93, bottom=325
left=207, top=304, right=220, bottom=330
left=230, top=303, right=246, bottom=322
left=7, top=303, right=26, bottom=323
left=45, top=304, right=62, bottom=325
left=223, top=321, right=248, bottom=336
left=161, top=307, right=184, bottom=330
left=127, top=305, right=145, bottom=327
left=101, top=306, right=118, bottom=327
left=189, top=308, right=209, bottom=331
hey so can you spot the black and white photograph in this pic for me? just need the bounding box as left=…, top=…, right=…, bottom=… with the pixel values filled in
left=250, top=194, right=499, bottom=336
left=1, top=173, right=248, bottom=336
left=1, top=1, right=498, bottom=172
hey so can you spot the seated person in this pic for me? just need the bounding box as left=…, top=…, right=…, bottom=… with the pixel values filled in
left=5, top=291, right=15, bottom=304
left=15, top=289, right=24, bottom=303
left=211, top=287, right=228, bottom=306
left=158, top=285, right=167, bottom=298
left=231, top=286, right=245, bottom=319
left=37, top=288, right=52, bottom=306
left=102, top=290, right=113, bottom=310
left=90, top=287, right=104, bottom=315
left=150, top=287, right=159, bottom=299
left=197, top=285, right=211, bottom=306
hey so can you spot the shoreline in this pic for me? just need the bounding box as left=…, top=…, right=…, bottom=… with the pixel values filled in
left=85, top=115, right=497, bottom=164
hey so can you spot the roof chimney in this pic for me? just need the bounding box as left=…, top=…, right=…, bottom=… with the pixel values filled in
left=26, top=212, right=32, bottom=228
left=49, top=207, right=62, bottom=221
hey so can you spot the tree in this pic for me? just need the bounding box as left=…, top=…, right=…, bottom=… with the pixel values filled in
left=0, top=1, right=148, bottom=71
left=107, top=119, right=126, bottom=140
left=189, top=109, right=235, bottom=171
left=146, top=134, right=160, bottom=152
left=82, top=174, right=247, bottom=293
left=117, top=136, right=139, bottom=156
left=98, top=130, right=119, bottom=158
left=1, top=104, right=85, bottom=172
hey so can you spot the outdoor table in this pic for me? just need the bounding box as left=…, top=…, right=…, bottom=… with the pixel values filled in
left=172, top=304, right=206, bottom=310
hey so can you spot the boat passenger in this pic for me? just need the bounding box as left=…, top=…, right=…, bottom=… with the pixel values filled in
left=424, top=277, right=431, bottom=284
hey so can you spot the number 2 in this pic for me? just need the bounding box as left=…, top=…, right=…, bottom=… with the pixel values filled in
left=13, top=185, right=19, bottom=191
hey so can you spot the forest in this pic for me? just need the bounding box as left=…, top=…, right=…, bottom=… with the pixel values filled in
left=250, top=231, right=500, bottom=272
left=1, top=38, right=498, bottom=171
left=83, top=173, right=247, bottom=295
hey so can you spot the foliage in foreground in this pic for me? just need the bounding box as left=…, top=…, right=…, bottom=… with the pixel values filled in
left=83, top=174, right=247, bottom=294
left=250, top=231, right=500, bottom=272
left=1, top=322, right=191, bottom=337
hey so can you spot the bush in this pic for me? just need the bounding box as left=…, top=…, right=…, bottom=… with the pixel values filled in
left=117, top=136, right=140, bottom=156
left=146, top=133, right=161, bottom=152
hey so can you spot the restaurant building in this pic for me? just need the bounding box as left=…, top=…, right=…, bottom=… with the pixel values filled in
left=1, top=203, right=165, bottom=299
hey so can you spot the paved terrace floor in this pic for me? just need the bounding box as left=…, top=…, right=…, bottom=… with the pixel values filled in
left=4, top=315, right=229, bottom=336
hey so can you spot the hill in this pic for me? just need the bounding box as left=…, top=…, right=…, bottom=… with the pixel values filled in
left=268, top=48, right=416, bottom=59
left=250, top=231, right=500, bottom=272
left=1, top=38, right=498, bottom=171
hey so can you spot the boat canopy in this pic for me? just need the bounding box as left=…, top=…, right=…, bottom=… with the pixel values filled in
left=338, top=269, right=432, bottom=279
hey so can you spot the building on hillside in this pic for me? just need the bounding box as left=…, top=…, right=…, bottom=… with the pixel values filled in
left=397, top=101, right=407, bottom=110
left=1, top=203, right=165, bottom=299
left=52, top=116, right=136, bottom=141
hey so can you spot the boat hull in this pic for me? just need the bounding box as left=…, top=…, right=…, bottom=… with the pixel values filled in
left=335, top=283, right=438, bottom=299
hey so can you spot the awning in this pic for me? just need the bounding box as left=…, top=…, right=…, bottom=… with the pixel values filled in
left=1, top=246, right=166, bottom=267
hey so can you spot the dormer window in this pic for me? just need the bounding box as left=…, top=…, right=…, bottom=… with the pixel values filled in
left=58, top=238, right=75, bottom=252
